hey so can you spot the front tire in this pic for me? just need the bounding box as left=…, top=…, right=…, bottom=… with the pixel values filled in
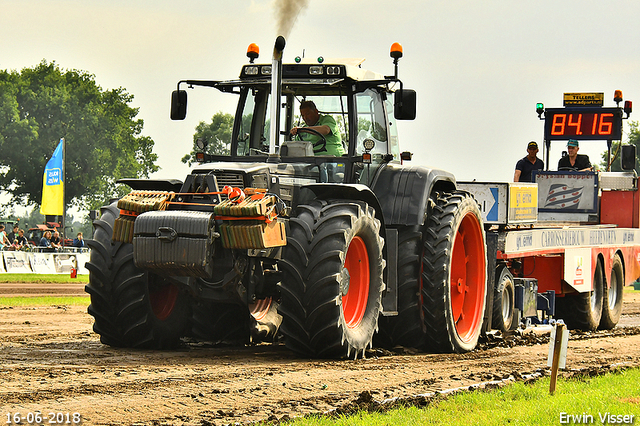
left=278, top=199, right=385, bottom=358
left=85, top=203, right=191, bottom=349
left=421, top=192, right=487, bottom=353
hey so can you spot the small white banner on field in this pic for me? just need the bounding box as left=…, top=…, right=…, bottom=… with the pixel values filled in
left=76, top=253, right=90, bottom=275
left=28, top=253, right=58, bottom=274
left=3, top=251, right=32, bottom=273
left=0, top=250, right=90, bottom=274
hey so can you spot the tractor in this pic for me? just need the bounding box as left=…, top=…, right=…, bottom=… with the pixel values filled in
left=85, top=37, right=488, bottom=358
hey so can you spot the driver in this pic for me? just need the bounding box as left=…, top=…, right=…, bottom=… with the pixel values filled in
left=290, top=101, right=345, bottom=156
left=558, top=139, right=592, bottom=171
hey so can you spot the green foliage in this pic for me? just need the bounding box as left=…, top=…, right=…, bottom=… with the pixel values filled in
left=0, top=60, right=159, bottom=212
left=181, top=111, right=233, bottom=165
left=0, top=273, right=88, bottom=283
left=0, top=295, right=89, bottom=307
left=600, top=120, right=640, bottom=173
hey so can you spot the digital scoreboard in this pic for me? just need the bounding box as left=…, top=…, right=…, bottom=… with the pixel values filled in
left=543, top=107, right=623, bottom=141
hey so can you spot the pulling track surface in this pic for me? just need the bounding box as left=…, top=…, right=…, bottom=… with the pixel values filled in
left=1, top=282, right=639, bottom=425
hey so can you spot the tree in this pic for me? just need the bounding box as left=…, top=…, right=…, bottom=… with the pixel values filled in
left=599, top=121, right=640, bottom=173
left=181, top=112, right=233, bottom=166
left=0, top=61, right=159, bottom=211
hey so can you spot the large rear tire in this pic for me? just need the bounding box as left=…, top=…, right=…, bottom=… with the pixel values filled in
left=278, top=199, right=385, bottom=358
left=421, top=192, right=487, bottom=353
left=492, top=265, right=516, bottom=333
left=375, top=227, right=426, bottom=349
left=85, top=203, right=191, bottom=349
left=556, top=258, right=604, bottom=331
left=599, top=254, right=624, bottom=330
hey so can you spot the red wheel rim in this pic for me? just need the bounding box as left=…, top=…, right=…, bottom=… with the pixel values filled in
left=149, top=283, right=179, bottom=321
left=250, top=297, right=272, bottom=321
left=449, top=212, right=485, bottom=343
left=342, top=236, right=370, bottom=329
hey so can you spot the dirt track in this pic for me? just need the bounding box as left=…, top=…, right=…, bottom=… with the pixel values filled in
left=1, top=282, right=639, bottom=425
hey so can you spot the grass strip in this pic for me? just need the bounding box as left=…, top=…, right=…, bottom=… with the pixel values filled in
left=0, top=295, right=90, bottom=307
left=0, top=273, right=89, bottom=283
left=284, top=367, right=640, bottom=426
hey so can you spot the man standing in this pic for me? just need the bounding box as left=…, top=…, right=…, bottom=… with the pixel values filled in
left=514, top=141, right=544, bottom=182
left=558, top=139, right=592, bottom=171
left=290, top=100, right=345, bottom=156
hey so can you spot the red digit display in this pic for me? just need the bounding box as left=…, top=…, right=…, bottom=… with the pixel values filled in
left=544, top=108, right=622, bottom=140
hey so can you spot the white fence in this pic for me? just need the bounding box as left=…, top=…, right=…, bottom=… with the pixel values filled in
left=0, top=250, right=90, bottom=275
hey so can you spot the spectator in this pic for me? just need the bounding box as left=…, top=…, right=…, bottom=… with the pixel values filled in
left=7, top=225, right=19, bottom=244
left=12, top=229, right=28, bottom=250
left=50, top=230, right=62, bottom=250
left=514, top=141, right=544, bottom=182
left=73, top=232, right=85, bottom=248
left=39, top=230, right=54, bottom=252
left=0, top=225, right=9, bottom=251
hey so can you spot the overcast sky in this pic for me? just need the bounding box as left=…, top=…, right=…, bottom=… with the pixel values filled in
left=2, top=0, right=640, bottom=190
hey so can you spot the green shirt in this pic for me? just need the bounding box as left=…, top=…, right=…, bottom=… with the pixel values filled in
left=301, top=114, right=344, bottom=156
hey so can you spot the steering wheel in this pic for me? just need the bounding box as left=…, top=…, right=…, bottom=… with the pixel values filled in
left=293, top=128, right=327, bottom=153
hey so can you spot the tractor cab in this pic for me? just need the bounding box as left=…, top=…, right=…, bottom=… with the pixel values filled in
left=171, top=42, right=416, bottom=188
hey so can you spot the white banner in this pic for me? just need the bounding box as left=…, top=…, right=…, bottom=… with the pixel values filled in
left=29, top=252, right=57, bottom=274
left=4, top=251, right=32, bottom=273
left=76, top=253, right=90, bottom=275
left=0, top=250, right=90, bottom=274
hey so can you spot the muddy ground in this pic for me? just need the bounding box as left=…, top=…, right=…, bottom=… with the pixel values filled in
left=1, top=282, right=639, bottom=426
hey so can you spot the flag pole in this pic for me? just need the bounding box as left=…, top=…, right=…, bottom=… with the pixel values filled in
left=62, top=137, right=66, bottom=247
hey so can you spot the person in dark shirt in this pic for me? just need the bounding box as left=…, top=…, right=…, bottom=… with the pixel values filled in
left=50, top=230, right=62, bottom=250
left=12, top=229, right=28, bottom=250
left=514, top=141, right=544, bottom=182
left=39, top=230, right=55, bottom=252
left=7, top=225, right=19, bottom=244
left=558, top=139, right=592, bottom=171
left=72, top=232, right=85, bottom=248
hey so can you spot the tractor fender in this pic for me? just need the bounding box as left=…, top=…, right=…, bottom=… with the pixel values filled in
left=370, top=163, right=457, bottom=226
left=296, top=183, right=386, bottom=230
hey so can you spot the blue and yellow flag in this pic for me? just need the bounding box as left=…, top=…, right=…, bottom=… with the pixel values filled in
left=40, top=138, right=64, bottom=215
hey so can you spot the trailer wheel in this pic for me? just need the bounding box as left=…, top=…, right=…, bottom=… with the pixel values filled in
left=492, top=265, right=516, bottom=333
left=421, top=192, right=487, bottom=353
left=557, top=258, right=604, bottom=331
left=85, top=202, right=191, bottom=349
left=599, top=254, right=624, bottom=330
left=375, top=227, right=426, bottom=349
left=278, top=199, right=385, bottom=358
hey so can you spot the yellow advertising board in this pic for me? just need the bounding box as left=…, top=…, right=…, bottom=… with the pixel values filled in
left=509, top=183, right=538, bottom=222
left=563, top=92, right=604, bottom=107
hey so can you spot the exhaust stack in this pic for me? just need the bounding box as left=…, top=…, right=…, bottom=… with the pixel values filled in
left=268, top=36, right=286, bottom=157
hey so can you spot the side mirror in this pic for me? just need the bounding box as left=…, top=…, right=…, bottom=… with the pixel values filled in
left=621, top=144, right=636, bottom=170
left=171, top=90, right=187, bottom=120
left=394, top=89, right=416, bottom=120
